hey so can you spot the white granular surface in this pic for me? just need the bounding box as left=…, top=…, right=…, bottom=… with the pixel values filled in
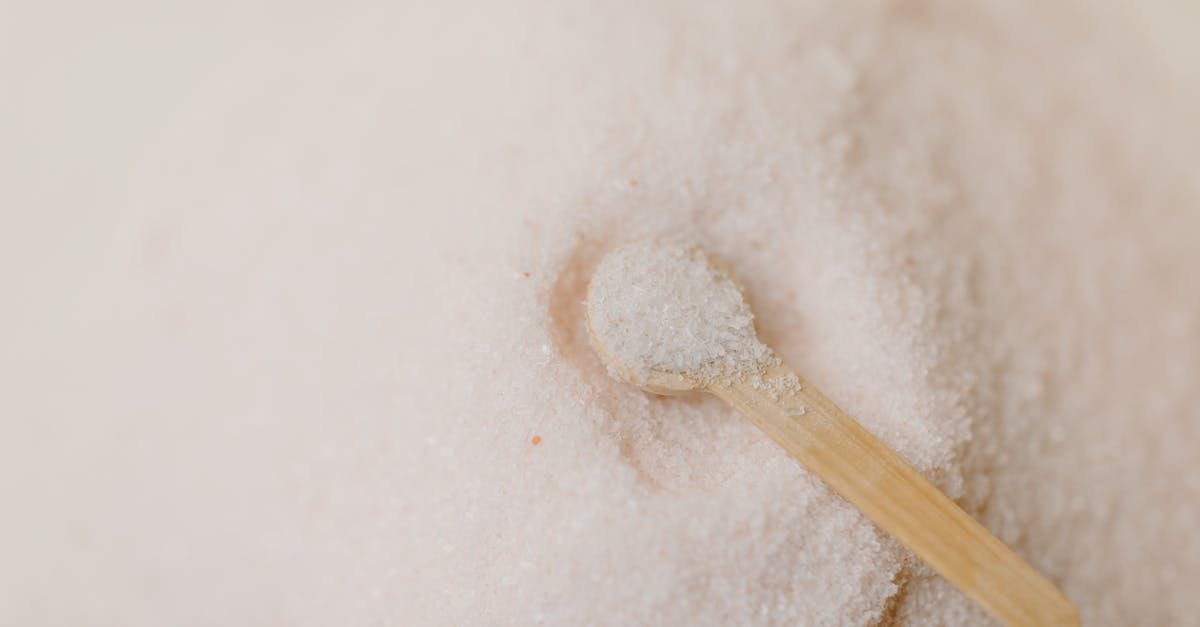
left=4, top=2, right=1200, bottom=627
left=587, top=240, right=774, bottom=383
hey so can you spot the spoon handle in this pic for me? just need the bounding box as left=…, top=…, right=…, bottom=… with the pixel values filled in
left=710, top=364, right=1079, bottom=627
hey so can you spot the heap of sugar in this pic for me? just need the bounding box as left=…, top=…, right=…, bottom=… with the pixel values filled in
left=10, top=2, right=1200, bottom=627
left=586, top=239, right=775, bottom=383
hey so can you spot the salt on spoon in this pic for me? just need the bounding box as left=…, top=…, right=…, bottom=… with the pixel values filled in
left=585, top=239, right=1079, bottom=627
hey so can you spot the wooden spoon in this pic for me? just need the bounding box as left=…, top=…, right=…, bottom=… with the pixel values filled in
left=585, top=245, right=1079, bottom=627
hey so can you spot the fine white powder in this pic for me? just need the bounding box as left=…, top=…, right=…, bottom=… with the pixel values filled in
left=587, top=240, right=775, bottom=383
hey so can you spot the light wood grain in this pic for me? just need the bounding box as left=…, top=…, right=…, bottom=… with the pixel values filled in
left=707, top=364, right=1080, bottom=627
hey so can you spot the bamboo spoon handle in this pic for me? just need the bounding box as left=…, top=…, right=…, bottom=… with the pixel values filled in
left=710, top=364, right=1080, bottom=627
